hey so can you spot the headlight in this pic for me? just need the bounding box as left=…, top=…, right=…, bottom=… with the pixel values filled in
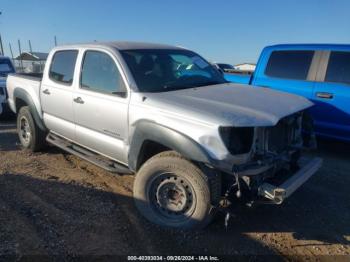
left=219, top=126, right=254, bottom=155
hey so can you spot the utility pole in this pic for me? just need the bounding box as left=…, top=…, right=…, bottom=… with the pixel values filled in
left=0, top=34, right=4, bottom=55
left=54, top=36, right=57, bottom=46
left=9, top=43, right=14, bottom=61
left=28, top=40, right=33, bottom=53
left=18, top=39, right=23, bottom=71
left=0, top=11, right=3, bottom=55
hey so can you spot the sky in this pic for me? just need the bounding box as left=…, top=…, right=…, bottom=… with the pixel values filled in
left=0, top=0, right=350, bottom=64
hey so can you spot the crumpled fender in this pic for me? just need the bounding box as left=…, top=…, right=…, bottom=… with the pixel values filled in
left=128, top=120, right=213, bottom=171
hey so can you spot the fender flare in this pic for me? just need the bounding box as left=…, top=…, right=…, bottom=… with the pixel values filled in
left=13, top=88, right=46, bottom=131
left=128, top=120, right=212, bottom=171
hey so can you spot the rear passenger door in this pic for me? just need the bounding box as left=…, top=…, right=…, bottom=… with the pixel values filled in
left=252, top=50, right=317, bottom=100
left=73, top=50, right=130, bottom=164
left=41, top=50, right=78, bottom=141
left=312, top=51, right=350, bottom=140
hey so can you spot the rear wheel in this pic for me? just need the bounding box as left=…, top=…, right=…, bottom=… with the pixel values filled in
left=133, top=151, right=220, bottom=229
left=17, top=106, right=46, bottom=151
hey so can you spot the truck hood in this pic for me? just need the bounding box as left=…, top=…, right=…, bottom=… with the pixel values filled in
left=143, top=83, right=313, bottom=127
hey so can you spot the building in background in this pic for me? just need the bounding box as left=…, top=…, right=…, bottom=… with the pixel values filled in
left=14, top=52, right=48, bottom=73
left=234, top=63, right=256, bottom=72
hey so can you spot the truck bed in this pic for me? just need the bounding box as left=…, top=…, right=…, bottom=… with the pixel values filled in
left=15, top=72, right=43, bottom=80
left=6, top=73, right=43, bottom=117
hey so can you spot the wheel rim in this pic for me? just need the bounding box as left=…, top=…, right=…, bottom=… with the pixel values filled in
left=148, top=172, right=196, bottom=223
left=19, top=116, right=31, bottom=144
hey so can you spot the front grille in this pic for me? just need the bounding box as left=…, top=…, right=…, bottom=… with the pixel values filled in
left=267, top=120, right=294, bottom=153
left=256, top=114, right=301, bottom=155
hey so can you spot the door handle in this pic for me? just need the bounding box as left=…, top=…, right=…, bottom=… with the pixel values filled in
left=316, top=92, right=334, bottom=99
left=73, top=97, right=85, bottom=104
left=42, top=89, right=51, bottom=95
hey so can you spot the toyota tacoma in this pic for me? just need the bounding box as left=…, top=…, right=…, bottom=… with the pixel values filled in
left=6, top=42, right=322, bottom=229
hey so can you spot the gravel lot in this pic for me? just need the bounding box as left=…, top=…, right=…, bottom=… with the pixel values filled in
left=0, top=117, right=349, bottom=259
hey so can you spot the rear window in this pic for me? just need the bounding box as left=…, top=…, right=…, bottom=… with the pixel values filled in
left=265, top=51, right=314, bottom=80
left=325, top=51, right=350, bottom=85
left=49, top=50, right=78, bottom=85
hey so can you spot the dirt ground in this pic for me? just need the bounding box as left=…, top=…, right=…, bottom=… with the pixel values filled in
left=0, top=117, right=349, bottom=260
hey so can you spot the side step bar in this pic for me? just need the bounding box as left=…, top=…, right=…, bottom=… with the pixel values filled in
left=46, top=133, right=133, bottom=175
left=258, top=157, right=323, bottom=204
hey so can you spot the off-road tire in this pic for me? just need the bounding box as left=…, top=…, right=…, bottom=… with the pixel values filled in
left=17, top=106, right=46, bottom=152
left=133, top=151, right=221, bottom=229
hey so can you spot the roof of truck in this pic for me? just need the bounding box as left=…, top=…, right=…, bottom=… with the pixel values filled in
left=265, top=43, right=350, bottom=51
left=55, top=41, right=186, bottom=51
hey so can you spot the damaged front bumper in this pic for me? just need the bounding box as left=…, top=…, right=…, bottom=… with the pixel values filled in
left=257, top=157, right=323, bottom=204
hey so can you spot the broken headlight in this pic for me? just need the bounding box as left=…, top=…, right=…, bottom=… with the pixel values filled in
left=219, top=127, right=254, bottom=155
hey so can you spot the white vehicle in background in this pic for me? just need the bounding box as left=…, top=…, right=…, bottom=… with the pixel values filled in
left=0, top=56, right=16, bottom=117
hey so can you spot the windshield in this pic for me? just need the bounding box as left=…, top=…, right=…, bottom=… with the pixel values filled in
left=120, top=49, right=227, bottom=92
left=0, top=58, right=15, bottom=77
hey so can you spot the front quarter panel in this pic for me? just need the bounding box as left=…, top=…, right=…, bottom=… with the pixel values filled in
left=128, top=93, right=231, bottom=169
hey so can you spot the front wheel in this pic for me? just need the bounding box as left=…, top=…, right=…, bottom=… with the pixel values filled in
left=133, top=151, right=220, bottom=229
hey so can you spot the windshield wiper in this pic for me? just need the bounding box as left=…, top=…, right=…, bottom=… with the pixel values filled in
left=158, top=80, right=226, bottom=92
left=161, top=85, right=194, bottom=91
left=196, top=81, right=225, bottom=87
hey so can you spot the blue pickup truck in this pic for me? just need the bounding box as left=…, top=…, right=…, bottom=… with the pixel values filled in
left=225, top=44, right=350, bottom=142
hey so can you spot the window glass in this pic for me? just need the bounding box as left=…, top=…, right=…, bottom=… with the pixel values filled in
left=81, top=51, right=126, bottom=96
left=265, top=51, right=314, bottom=80
left=325, top=51, right=350, bottom=85
left=49, top=50, right=78, bottom=84
left=120, top=49, right=226, bottom=92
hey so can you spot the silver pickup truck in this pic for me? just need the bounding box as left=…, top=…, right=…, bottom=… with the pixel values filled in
left=6, top=42, right=322, bottom=229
